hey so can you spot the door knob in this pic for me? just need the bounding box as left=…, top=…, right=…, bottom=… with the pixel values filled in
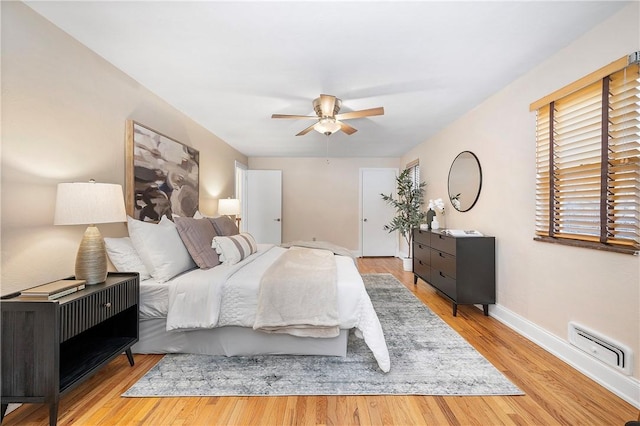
left=275, top=218, right=281, bottom=222
left=363, top=218, right=368, bottom=222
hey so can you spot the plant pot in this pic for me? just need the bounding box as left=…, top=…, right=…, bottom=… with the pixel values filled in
left=402, top=257, right=413, bottom=272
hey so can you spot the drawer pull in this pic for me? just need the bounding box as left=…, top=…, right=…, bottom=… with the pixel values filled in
left=418, top=244, right=423, bottom=249
left=440, top=271, right=445, bottom=278
left=439, top=252, right=445, bottom=258
left=103, top=302, right=112, bottom=308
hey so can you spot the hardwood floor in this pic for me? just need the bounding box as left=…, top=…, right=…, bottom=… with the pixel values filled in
left=4, top=257, right=638, bottom=425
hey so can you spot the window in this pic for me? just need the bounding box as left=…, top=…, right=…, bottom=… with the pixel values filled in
left=531, top=53, right=640, bottom=254
left=406, top=159, right=420, bottom=191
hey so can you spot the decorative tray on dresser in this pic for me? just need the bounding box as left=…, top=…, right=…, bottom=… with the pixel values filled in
left=413, top=228, right=495, bottom=316
left=1, top=272, right=139, bottom=426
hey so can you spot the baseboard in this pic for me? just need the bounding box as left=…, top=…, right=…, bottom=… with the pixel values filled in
left=490, top=304, right=640, bottom=409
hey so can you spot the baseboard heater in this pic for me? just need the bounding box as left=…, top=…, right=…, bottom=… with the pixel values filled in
left=568, top=322, right=632, bottom=375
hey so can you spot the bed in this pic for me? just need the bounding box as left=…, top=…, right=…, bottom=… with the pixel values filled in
left=105, top=215, right=390, bottom=372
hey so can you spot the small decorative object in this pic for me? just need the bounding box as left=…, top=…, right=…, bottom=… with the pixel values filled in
left=381, top=168, right=427, bottom=271
left=428, top=198, right=446, bottom=229
left=54, top=180, right=127, bottom=284
left=426, top=208, right=436, bottom=229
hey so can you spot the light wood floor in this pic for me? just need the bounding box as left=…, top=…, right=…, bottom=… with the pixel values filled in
left=4, top=257, right=638, bottom=425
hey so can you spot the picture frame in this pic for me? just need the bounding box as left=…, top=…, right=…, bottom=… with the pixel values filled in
left=125, top=120, right=199, bottom=222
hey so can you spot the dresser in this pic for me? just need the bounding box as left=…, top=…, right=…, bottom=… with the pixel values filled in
left=1, top=272, right=139, bottom=426
left=413, top=229, right=495, bottom=316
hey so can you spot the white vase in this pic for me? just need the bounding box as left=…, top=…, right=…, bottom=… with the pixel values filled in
left=402, top=257, right=413, bottom=271
left=431, top=217, right=440, bottom=230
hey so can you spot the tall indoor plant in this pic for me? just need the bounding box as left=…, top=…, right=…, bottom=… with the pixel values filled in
left=381, top=168, right=427, bottom=271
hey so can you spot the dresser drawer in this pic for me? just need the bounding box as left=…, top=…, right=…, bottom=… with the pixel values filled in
left=431, top=232, right=456, bottom=255
left=414, top=241, right=431, bottom=266
left=413, top=258, right=431, bottom=282
left=59, top=279, right=138, bottom=342
left=431, top=249, right=456, bottom=279
left=431, top=270, right=457, bottom=300
left=413, top=228, right=431, bottom=245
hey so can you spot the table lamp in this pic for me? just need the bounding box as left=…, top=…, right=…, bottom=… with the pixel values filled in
left=54, top=180, right=127, bottom=284
left=218, top=198, right=241, bottom=228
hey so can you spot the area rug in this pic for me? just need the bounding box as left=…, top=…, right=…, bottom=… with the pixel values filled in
left=123, top=274, right=522, bottom=397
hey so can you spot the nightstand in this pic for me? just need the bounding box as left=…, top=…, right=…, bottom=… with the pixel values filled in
left=1, top=272, right=139, bottom=426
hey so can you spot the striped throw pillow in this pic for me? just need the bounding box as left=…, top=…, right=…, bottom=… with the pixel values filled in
left=212, top=233, right=258, bottom=265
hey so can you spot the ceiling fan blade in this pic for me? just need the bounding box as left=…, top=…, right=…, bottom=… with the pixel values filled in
left=271, top=114, right=318, bottom=119
left=296, top=122, right=317, bottom=136
left=335, top=107, right=384, bottom=120
left=319, top=94, right=336, bottom=117
left=337, top=120, right=357, bottom=135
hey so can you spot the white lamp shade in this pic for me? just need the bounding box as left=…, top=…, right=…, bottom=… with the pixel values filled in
left=54, top=182, right=127, bottom=225
left=218, top=198, right=241, bottom=216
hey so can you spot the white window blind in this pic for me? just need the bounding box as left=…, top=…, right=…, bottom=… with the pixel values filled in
left=532, top=54, right=640, bottom=254
left=406, top=159, right=420, bottom=191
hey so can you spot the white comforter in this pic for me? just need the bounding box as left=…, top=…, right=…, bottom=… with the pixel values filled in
left=166, top=244, right=390, bottom=372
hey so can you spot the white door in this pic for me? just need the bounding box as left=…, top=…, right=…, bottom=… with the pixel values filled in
left=246, top=170, right=282, bottom=244
left=361, top=168, right=397, bottom=256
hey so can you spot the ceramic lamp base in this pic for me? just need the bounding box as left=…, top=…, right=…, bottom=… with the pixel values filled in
left=75, top=225, right=107, bottom=285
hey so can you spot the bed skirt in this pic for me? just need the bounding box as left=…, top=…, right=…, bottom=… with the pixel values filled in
left=132, top=318, right=349, bottom=357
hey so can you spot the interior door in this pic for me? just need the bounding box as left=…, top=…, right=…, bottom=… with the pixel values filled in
left=361, top=168, right=397, bottom=256
left=246, top=170, right=282, bottom=244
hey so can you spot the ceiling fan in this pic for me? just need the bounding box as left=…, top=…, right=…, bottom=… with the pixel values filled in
left=271, top=94, right=384, bottom=136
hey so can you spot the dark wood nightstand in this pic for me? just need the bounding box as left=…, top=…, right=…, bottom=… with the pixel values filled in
left=1, top=272, right=139, bottom=426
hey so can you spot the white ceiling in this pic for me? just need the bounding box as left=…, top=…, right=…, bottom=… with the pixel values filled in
left=25, top=1, right=627, bottom=158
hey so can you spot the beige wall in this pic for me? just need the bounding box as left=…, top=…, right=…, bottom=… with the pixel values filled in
left=248, top=157, right=400, bottom=251
left=1, top=2, right=247, bottom=295
left=402, top=3, right=640, bottom=380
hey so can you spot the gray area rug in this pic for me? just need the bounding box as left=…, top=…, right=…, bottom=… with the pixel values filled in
left=123, top=274, right=523, bottom=396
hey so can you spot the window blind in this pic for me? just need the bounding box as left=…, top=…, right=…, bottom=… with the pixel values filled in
left=533, top=54, right=640, bottom=253
left=406, top=159, right=420, bottom=190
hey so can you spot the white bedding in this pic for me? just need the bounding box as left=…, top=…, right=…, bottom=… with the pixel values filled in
left=141, top=244, right=390, bottom=372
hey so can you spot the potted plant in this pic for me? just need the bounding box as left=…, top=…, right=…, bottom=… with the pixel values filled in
left=381, top=168, right=427, bottom=271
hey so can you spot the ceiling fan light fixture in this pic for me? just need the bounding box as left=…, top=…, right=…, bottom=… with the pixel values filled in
left=314, top=117, right=341, bottom=135
left=272, top=93, right=383, bottom=136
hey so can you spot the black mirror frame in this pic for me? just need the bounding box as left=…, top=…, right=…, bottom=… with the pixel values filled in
left=448, top=151, right=482, bottom=212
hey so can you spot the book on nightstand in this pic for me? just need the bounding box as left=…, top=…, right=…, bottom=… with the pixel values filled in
left=20, top=279, right=86, bottom=300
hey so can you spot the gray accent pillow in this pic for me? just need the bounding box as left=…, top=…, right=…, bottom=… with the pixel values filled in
left=210, top=216, right=239, bottom=236
left=174, top=216, right=220, bottom=269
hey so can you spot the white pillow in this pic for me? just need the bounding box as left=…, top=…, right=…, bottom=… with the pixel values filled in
left=127, top=215, right=196, bottom=283
left=212, top=233, right=258, bottom=265
left=104, top=237, right=151, bottom=280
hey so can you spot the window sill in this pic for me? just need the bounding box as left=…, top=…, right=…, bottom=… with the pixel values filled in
left=533, top=236, right=638, bottom=255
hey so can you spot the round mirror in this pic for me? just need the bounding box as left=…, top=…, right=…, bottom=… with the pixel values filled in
left=448, top=151, right=482, bottom=212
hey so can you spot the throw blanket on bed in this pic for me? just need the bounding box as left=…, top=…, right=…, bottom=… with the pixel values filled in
left=280, top=240, right=355, bottom=260
left=253, top=246, right=340, bottom=338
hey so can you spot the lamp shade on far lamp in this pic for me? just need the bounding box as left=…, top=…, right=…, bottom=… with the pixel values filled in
left=218, top=198, right=240, bottom=216
left=54, top=181, right=127, bottom=284
left=218, top=198, right=241, bottom=229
